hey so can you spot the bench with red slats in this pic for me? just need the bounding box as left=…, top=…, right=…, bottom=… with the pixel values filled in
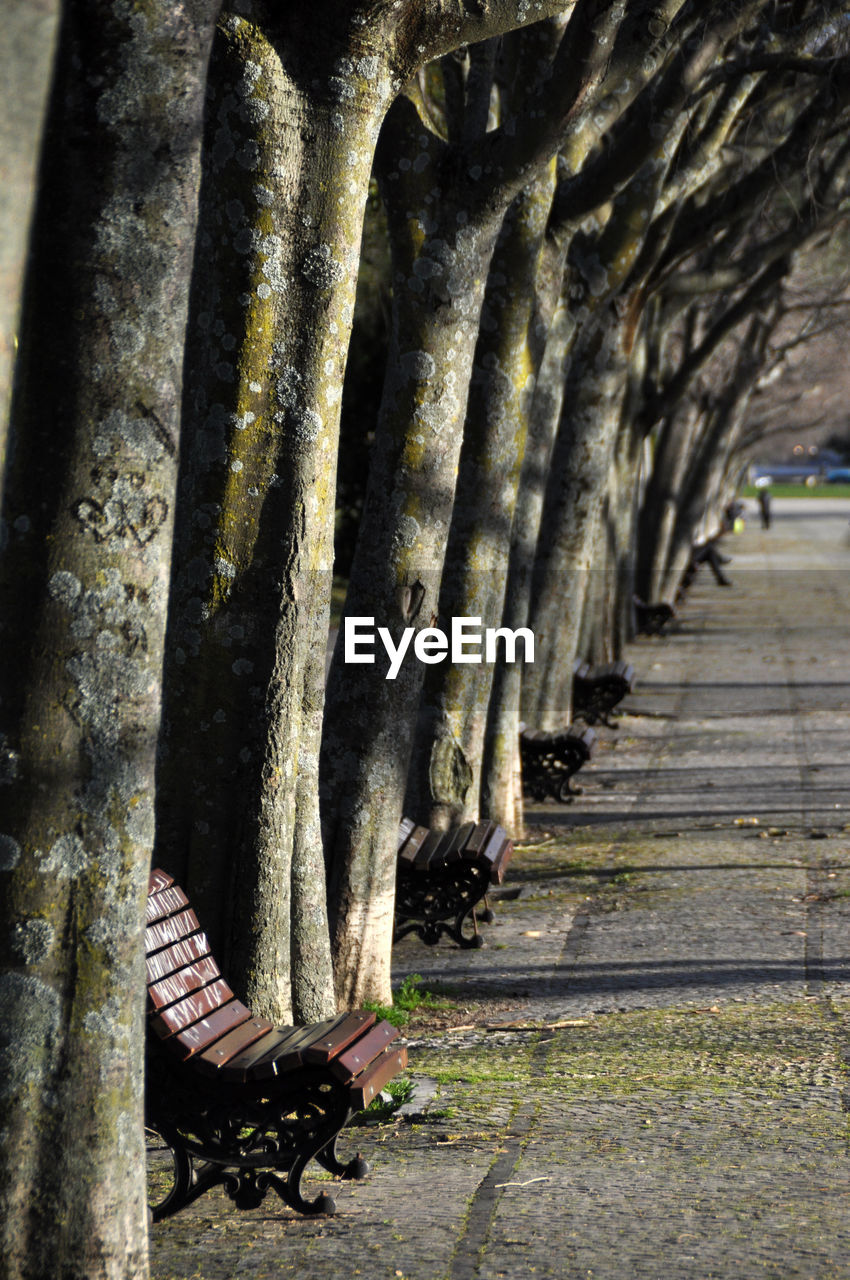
left=145, top=869, right=407, bottom=1221
left=394, top=819, right=513, bottom=948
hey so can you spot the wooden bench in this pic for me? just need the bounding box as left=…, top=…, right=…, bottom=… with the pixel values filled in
left=632, top=596, right=676, bottom=636
left=519, top=722, right=596, bottom=803
left=394, top=819, right=513, bottom=949
left=145, top=869, right=407, bottom=1221
left=572, top=659, right=635, bottom=728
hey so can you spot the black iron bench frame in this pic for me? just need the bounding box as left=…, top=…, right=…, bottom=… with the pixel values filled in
left=572, top=659, right=635, bottom=728
left=633, top=596, right=676, bottom=636
left=394, top=819, right=513, bottom=949
left=519, top=722, right=596, bottom=803
left=145, top=869, right=407, bottom=1221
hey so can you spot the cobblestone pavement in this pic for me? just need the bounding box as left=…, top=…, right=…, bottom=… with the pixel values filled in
left=150, top=499, right=850, bottom=1280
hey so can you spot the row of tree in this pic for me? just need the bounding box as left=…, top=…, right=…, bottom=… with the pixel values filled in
left=2, top=3, right=850, bottom=1277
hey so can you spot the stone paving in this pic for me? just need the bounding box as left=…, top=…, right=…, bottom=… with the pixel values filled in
left=150, top=498, right=850, bottom=1280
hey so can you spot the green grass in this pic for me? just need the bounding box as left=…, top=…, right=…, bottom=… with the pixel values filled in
left=356, top=1075, right=416, bottom=1122
left=362, top=973, right=454, bottom=1027
left=410, top=1000, right=848, bottom=1100
left=740, top=483, right=850, bottom=498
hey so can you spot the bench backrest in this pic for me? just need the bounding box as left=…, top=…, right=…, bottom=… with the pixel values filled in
left=146, top=870, right=273, bottom=1066
left=397, top=819, right=513, bottom=885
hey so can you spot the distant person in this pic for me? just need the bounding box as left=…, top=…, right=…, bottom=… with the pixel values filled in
left=758, top=487, right=772, bottom=529
left=691, top=538, right=732, bottom=587
left=723, top=499, right=744, bottom=532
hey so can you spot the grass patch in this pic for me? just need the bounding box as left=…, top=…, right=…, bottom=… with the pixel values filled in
left=544, top=1001, right=848, bottom=1098
left=739, top=483, right=850, bottom=499
left=407, top=1001, right=848, bottom=1102
left=363, top=973, right=454, bottom=1028
left=354, top=1075, right=417, bottom=1123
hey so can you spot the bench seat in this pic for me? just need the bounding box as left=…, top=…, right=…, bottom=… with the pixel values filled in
left=145, top=869, right=406, bottom=1221
left=394, top=819, right=513, bottom=948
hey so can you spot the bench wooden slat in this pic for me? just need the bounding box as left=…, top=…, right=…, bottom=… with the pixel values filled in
left=348, top=1045, right=409, bottom=1111
left=225, top=1016, right=355, bottom=1081
left=479, top=830, right=512, bottom=883
left=145, top=931, right=211, bottom=984
left=147, top=956, right=221, bottom=1010
left=442, top=821, right=477, bottom=865
left=145, top=908, right=201, bottom=955
left=412, top=829, right=444, bottom=872
left=421, top=830, right=453, bottom=871
left=151, top=978, right=236, bottom=1037
left=149, top=868, right=174, bottom=895
left=462, top=820, right=494, bottom=855
left=215, top=1026, right=307, bottom=1083
left=398, top=824, right=431, bottom=867
left=302, top=1011, right=377, bottom=1064
left=249, top=1017, right=347, bottom=1078
left=466, top=821, right=498, bottom=859
left=145, top=885, right=190, bottom=925
left=328, top=1021, right=400, bottom=1082
left=173, top=999, right=254, bottom=1059
left=398, top=816, right=416, bottom=847
left=192, top=1016, right=276, bottom=1075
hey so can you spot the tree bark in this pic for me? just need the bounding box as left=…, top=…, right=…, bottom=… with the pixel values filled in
left=320, top=4, right=628, bottom=1000
left=405, top=169, right=556, bottom=830
left=523, top=299, right=635, bottom=726
left=321, top=90, right=505, bottom=1002
left=156, top=8, right=396, bottom=1021
left=481, top=287, right=573, bottom=831
left=0, top=0, right=59, bottom=462
left=0, top=3, right=219, bottom=1277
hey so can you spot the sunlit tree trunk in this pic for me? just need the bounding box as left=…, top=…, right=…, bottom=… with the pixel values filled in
left=0, top=0, right=59, bottom=463
left=481, top=290, right=573, bottom=831
left=405, top=169, right=556, bottom=830
left=321, top=92, right=505, bottom=1002
left=0, top=2, right=219, bottom=1276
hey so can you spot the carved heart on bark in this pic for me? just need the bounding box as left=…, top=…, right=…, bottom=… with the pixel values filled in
left=72, top=494, right=168, bottom=544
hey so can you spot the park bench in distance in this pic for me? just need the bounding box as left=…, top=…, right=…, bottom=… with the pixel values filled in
left=632, top=595, right=676, bottom=635
left=572, top=659, right=635, bottom=728
left=394, top=819, right=513, bottom=948
left=519, top=721, right=596, bottom=803
left=145, top=869, right=407, bottom=1221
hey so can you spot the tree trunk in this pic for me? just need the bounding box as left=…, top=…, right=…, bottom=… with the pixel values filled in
left=636, top=401, right=704, bottom=602
left=156, top=9, right=393, bottom=1021
left=0, top=3, right=219, bottom=1277
left=523, top=303, right=634, bottom=727
left=405, top=170, right=555, bottom=830
left=0, top=0, right=59, bottom=460
left=481, top=289, right=573, bottom=831
left=321, top=92, right=504, bottom=1002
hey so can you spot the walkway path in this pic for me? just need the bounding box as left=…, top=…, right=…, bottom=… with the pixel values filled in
left=150, top=498, right=850, bottom=1280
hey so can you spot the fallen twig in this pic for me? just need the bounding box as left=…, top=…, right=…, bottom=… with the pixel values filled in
left=494, top=1177, right=551, bottom=1188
